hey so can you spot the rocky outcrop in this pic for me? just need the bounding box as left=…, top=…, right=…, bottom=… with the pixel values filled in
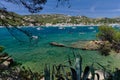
left=50, top=40, right=104, bottom=50
left=83, top=40, right=102, bottom=50
left=0, top=53, right=13, bottom=69
left=69, top=40, right=103, bottom=50
left=50, top=42, right=66, bottom=47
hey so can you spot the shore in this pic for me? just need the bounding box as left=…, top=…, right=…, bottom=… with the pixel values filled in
left=1, top=23, right=120, bottom=28
left=0, top=24, right=100, bottom=28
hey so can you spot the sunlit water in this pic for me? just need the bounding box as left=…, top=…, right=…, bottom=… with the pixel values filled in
left=0, top=26, right=120, bottom=72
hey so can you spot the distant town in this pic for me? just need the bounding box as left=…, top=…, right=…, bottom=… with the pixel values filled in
left=1, top=9, right=120, bottom=27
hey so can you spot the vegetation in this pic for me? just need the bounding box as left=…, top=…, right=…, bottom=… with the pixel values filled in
left=1, top=10, right=120, bottom=26
left=43, top=52, right=120, bottom=80
left=97, top=26, right=115, bottom=43
left=112, top=31, right=120, bottom=53
left=0, top=66, right=43, bottom=80
left=0, top=46, right=120, bottom=80
left=98, top=41, right=111, bottom=56
left=0, top=46, right=43, bottom=80
left=0, top=46, right=4, bottom=52
left=97, top=25, right=120, bottom=55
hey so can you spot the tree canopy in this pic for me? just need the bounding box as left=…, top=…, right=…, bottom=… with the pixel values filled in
left=97, top=25, right=115, bottom=43
left=0, top=0, right=71, bottom=13
left=97, top=25, right=120, bottom=53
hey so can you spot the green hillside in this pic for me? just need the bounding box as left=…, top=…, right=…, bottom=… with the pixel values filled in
left=0, top=10, right=120, bottom=26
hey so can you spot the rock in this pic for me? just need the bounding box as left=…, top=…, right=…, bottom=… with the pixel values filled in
left=88, top=70, right=110, bottom=80
left=40, top=77, right=44, bottom=80
left=83, top=40, right=100, bottom=50
left=50, top=42, right=65, bottom=47
left=49, top=40, right=104, bottom=50
left=69, top=40, right=103, bottom=50
left=2, top=61, right=10, bottom=67
left=69, top=41, right=86, bottom=49
left=0, top=55, right=14, bottom=69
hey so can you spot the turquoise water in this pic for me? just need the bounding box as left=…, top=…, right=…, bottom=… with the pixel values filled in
left=0, top=26, right=120, bottom=72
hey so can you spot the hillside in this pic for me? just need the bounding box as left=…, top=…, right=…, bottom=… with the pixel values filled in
left=0, top=9, right=24, bottom=26
left=0, top=10, right=120, bottom=26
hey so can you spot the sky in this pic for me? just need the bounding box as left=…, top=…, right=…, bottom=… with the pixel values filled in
left=1, top=0, right=120, bottom=18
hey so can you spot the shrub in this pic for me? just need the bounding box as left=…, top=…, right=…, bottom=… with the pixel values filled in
left=44, top=53, right=102, bottom=80
left=98, top=41, right=111, bottom=56
left=112, top=31, right=120, bottom=53
left=0, top=46, right=4, bottom=53
left=97, top=25, right=115, bottom=43
left=97, top=25, right=120, bottom=53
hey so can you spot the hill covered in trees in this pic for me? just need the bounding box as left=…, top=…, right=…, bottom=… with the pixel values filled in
left=1, top=9, right=120, bottom=26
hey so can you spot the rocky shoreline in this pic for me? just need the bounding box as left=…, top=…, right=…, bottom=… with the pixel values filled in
left=49, top=40, right=103, bottom=50
left=0, top=53, right=13, bottom=69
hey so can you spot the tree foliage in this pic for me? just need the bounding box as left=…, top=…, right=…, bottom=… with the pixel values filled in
left=97, top=25, right=120, bottom=53
left=112, top=31, right=120, bottom=53
left=113, top=31, right=120, bottom=42
left=1, top=0, right=47, bottom=13
left=0, top=46, right=4, bottom=53
left=1, top=0, right=71, bottom=13
left=98, top=41, right=111, bottom=56
left=97, top=25, right=115, bottom=43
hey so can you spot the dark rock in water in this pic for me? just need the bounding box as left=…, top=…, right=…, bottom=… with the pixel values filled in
left=50, top=42, right=65, bottom=47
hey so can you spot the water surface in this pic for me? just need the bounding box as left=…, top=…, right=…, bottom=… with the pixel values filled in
left=0, top=26, right=119, bottom=72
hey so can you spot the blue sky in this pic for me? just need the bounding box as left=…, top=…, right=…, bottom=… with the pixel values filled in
left=1, top=0, right=120, bottom=18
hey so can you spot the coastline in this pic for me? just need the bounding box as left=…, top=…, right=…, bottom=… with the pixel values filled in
left=1, top=23, right=120, bottom=28
left=0, top=24, right=100, bottom=28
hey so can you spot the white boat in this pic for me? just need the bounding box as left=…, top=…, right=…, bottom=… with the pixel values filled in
left=58, top=27, right=65, bottom=29
left=89, top=27, right=94, bottom=29
left=72, top=27, right=76, bottom=29
left=36, top=27, right=42, bottom=30
left=32, top=35, right=38, bottom=39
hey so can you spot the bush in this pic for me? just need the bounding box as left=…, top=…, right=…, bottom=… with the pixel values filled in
left=97, top=25, right=120, bottom=53
left=98, top=41, right=111, bottom=56
left=0, top=46, right=4, bottom=53
left=97, top=25, right=115, bottom=43
left=112, top=31, right=120, bottom=53
left=0, top=67, right=42, bottom=80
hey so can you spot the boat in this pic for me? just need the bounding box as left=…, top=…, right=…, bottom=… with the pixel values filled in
left=88, top=27, right=94, bottom=29
left=58, top=27, right=65, bottom=29
left=32, top=35, right=38, bottom=39
left=36, top=27, right=42, bottom=30
left=72, top=26, right=76, bottom=29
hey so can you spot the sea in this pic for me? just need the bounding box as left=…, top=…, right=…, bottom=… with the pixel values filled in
left=0, top=26, right=120, bottom=72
